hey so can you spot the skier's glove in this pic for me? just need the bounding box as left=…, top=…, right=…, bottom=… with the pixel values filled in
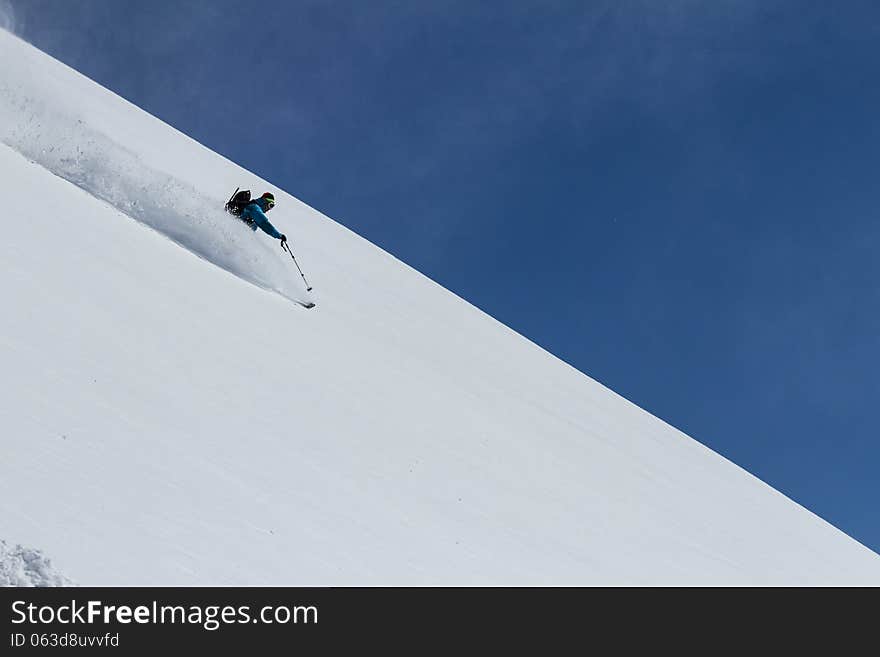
left=280, top=234, right=287, bottom=244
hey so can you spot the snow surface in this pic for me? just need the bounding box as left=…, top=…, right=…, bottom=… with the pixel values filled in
left=0, top=540, right=72, bottom=587
left=1, top=28, right=878, bottom=585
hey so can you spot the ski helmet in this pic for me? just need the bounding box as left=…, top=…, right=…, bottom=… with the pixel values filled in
left=261, top=192, right=276, bottom=209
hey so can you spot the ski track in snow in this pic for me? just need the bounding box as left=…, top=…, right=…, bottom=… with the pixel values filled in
left=0, top=78, right=308, bottom=306
left=0, top=539, right=73, bottom=587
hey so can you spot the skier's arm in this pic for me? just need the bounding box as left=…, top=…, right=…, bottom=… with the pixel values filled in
left=250, top=205, right=284, bottom=240
left=258, top=219, right=283, bottom=240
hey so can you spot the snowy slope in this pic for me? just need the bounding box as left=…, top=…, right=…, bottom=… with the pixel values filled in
left=1, top=28, right=878, bottom=585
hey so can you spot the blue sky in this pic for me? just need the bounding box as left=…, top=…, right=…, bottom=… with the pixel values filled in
left=5, top=0, right=879, bottom=555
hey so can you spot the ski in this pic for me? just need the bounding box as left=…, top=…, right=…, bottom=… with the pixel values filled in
left=295, top=301, right=316, bottom=309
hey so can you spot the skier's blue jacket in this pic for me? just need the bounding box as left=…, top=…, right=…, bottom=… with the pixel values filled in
left=241, top=198, right=282, bottom=239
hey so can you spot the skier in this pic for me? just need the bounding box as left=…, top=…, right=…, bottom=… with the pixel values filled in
left=241, top=192, right=287, bottom=244
left=223, top=187, right=314, bottom=302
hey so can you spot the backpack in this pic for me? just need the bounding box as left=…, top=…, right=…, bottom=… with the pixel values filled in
left=224, top=188, right=253, bottom=216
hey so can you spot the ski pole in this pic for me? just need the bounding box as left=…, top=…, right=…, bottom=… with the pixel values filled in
left=282, top=240, right=313, bottom=292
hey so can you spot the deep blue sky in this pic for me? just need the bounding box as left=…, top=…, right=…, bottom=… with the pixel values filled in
left=4, top=1, right=878, bottom=555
